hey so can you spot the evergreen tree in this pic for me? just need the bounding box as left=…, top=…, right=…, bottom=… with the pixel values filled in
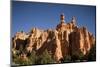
left=87, top=44, right=96, bottom=61
left=63, top=55, right=71, bottom=63
left=35, top=50, right=55, bottom=64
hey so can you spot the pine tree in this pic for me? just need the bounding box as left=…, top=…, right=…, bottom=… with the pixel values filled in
left=35, top=50, right=55, bottom=64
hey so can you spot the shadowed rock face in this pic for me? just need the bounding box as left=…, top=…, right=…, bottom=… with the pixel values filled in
left=69, top=27, right=94, bottom=56
left=12, top=14, right=95, bottom=63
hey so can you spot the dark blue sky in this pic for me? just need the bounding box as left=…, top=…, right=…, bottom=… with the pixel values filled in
left=12, top=1, right=96, bottom=37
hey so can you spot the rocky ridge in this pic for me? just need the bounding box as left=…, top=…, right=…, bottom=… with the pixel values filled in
left=12, top=14, right=95, bottom=63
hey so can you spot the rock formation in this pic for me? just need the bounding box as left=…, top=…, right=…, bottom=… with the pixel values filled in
left=12, top=14, right=95, bottom=63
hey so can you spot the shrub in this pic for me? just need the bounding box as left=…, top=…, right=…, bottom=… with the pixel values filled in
left=35, top=50, right=55, bottom=64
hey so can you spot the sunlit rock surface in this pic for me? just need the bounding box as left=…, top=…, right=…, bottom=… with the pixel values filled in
left=12, top=14, right=95, bottom=63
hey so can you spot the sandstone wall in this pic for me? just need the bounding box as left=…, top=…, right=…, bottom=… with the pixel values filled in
left=12, top=17, right=95, bottom=63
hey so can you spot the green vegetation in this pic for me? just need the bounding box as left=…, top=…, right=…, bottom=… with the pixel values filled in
left=71, top=51, right=84, bottom=62
left=63, top=55, right=71, bottom=63
left=12, top=44, right=96, bottom=65
left=35, top=50, right=55, bottom=64
left=12, top=49, right=55, bottom=65
left=87, top=44, right=96, bottom=61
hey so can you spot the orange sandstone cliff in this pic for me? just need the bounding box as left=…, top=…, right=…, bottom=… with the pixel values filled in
left=12, top=14, right=95, bottom=63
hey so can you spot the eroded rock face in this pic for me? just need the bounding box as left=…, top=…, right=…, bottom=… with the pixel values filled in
left=69, top=27, right=95, bottom=55
left=12, top=32, right=29, bottom=50
left=12, top=14, right=95, bottom=63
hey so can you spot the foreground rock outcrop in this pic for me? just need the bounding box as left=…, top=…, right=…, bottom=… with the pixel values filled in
left=12, top=14, right=95, bottom=63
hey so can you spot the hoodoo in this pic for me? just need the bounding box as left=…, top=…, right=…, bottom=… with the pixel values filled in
left=12, top=14, right=95, bottom=63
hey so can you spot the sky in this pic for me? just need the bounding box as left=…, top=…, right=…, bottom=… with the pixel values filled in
left=11, top=1, right=96, bottom=37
